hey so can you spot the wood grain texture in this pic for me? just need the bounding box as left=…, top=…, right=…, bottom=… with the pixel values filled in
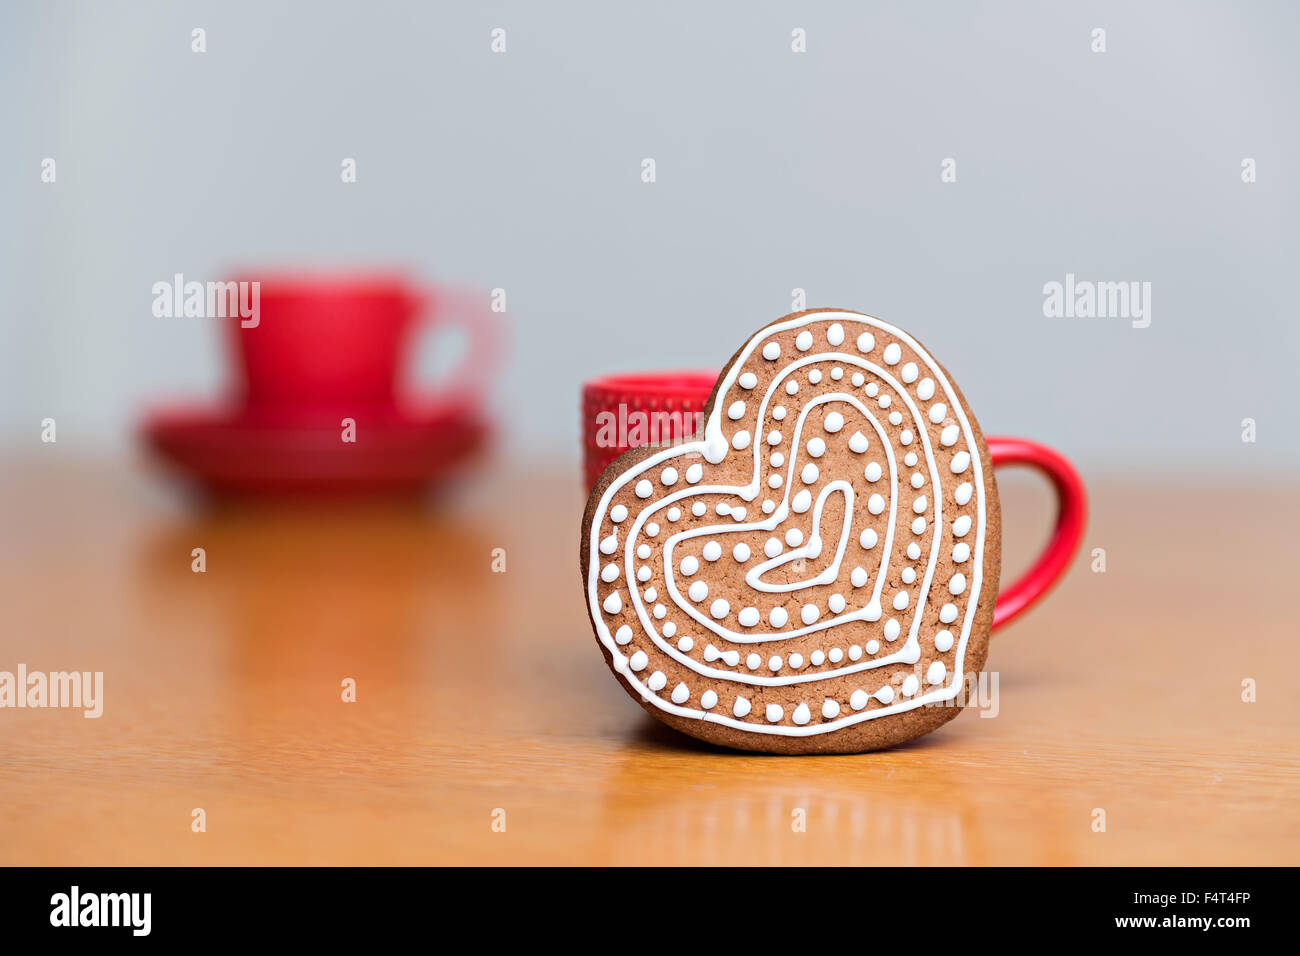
left=0, top=457, right=1296, bottom=865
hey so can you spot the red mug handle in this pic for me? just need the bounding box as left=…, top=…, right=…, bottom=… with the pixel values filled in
left=408, top=285, right=502, bottom=405
left=986, top=436, right=1087, bottom=631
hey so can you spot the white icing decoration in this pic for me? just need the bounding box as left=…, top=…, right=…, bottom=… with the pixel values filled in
left=827, top=323, right=845, bottom=346
left=934, top=630, right=953, bottom=652
left=585, top=312, right=987, bottom=737
left=738, top=372, right=758, bottom=389
left=795, top=330, right=814, bottom=351
left=848, top=431, right=869, bottom=453
left=635, top=480, right=653, bottom=498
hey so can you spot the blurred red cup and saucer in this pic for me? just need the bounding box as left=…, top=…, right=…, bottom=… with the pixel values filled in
left=142, top=272, right=500, bottom=496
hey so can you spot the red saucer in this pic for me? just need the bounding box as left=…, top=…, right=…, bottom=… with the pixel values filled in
left=142, top=398, right=490, bottom=496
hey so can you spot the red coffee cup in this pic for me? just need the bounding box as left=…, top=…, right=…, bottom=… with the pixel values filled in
left=582, top=370, right=1086, bottom=631
left=229, top=272, right=498, bottom=416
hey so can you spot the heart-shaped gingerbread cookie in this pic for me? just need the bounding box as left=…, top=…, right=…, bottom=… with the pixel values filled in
left=581, top=310, right=1001, bottom=754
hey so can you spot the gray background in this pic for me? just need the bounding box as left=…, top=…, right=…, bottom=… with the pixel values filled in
left=3, top=0, right=1296, bottom=472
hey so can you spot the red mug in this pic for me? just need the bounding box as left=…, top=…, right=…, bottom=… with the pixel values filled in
left=229, top=273, right=498, bottom=415
left=582, top=371, right=1086, bottom=631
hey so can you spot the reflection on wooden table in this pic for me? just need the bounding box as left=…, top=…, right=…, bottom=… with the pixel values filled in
left=0, top=457, right=1296, bottom=865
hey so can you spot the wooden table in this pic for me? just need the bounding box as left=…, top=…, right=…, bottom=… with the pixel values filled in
left=1, top=456, right=1296, bottom=865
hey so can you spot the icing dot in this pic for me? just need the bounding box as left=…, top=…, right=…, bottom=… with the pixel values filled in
left=603, top=591, right=622, bottom=614
left=635, top=480, right=653, bottom=498
left=710, top=599, right=730, bottom=619
left=772, top=406, right=786, bottom=421
left=911, top=518, right=926, bottom=535
left=727, top=401, right=746, bottom=421
left=637, top=543, right=651, bottom=560
left=878, top=395, right=891, bottom=408
left=746, top=652, right=760, bottom=669
left=848, top=431, right=869, bottom=453
left=882, top=343, right=902, bottom=365
left=795, top=330, right=814, bottom=351
left=599, top=533, right=617, bottom=555
left=907, top=542, right=921, bottom=560
left=865, top=640, right=880, bottom=655
left=788, top=653, right=804, bottom=669
left=764, top=537, right=783, bottom=558
left=851, top=566, right=868, bottom=588
left=875, top=686, right=895, bottom=704
left=822, top=699, right=840, bottom=719
left=810, top=650, right=825, bottom=665
left=601, top=564, right=618, bottom=583
left=671, top=682, right=690, bottom=704
left=941, top=424, right=960, bottom=447
left=661, top=467, right=678, bottom=486
left=867, top=494, right=885, bottom=515
left=765, top=704, right=784, bottom=723
left=856, top=332, right=874, bottom=352
left=910, top=473, right=925, bottom=489
left=893, top=591, right=909, bottom=610
left=700, top=690, right=718, bottom=710
left=850, top=689, right=869, bottom=710
left=827, top=323, right=845, bottom=346
left=949, top=573, right=967, bottom=595
left=801, top=463, right=819, bottom=484
left=917, top=378, right=935, bottom=400
left=864, top=462, right=883, bottom=483
left=900, top=362, right=918, bottom=383
left=732, top=430, right=752, bottom=450
left=768, top=655, right=783, bottom=672
left=785, top=380, right=798, bottom=395
left=629, top=650, right=648, bottom=671
left=901, top=567, right=916, bottom=584
left=767, top=430, right=782, bottom=445
left=610, top=505, right=628, bottom=523
left=808, top=370, right=822, bottom=386
left=884, top=618, right=901, bottom=641
left=953, top=515, right=972, bottom=537
left=762, top=342, right=781, bottom=361
left=823, top=411, right=845, bottom=433
left=768, top=473, right=783, bottom=489
left=902, top=675, right=919, bottom=697
left=685, top=464, right=703, bottom=484
left=828, top=648, right=844, bottom=663
left=953, top=542, right=971, bottom=563
left=785, top=528, right=804, bottom=547
left=801, top=604, right=820, bottom=625
left=738, top=372, right=758, bottom=389
left=692, top=502, right=706, bottom=517
left=934, top=630, right=954, bottom=652
left=733, top=542, right=751, bottom=562
left=770, top=451, right=785, bottom=467
left=680, top=556, right=699, bottom=575
left=950, top=451, right=971, bottom=474
left=929, top=403, right=948, bottom=424
left=806, top=437, right=826, bottom=458
left=667, top=507, right=681, bottom=521
left=648, top=671, right=667, bottom=692
left=716, top=502, right=731, bottom=516
left=733, top=696, right=752, bottom=717
left=688, top=581, right=708, bottom=602
left=702, top=541, right=723, bottom=562
left=852, top=372, right=866, bottom=387
left=791, top=703, right=811, bottom=726
left=828, top=593, right=846, bottom=614
left=645, top=522, right=660, bottom=537
left=927, top=661, right=947, bottom=685
left=904, top=452, right=918, bottom=467
left=864, top=382, right=878, bottom=396
left=912, top=495, right=928, bottom=514
left=762, top=499, right=776, bottom=514
left=791, top=489, right=812, bottom=513
left=737, top=606, right=760, bottom=627
left=638, top=566, right=652, bottom=582
left=614, top=625, right=633, bottom=645
left=939, top=603, right=959, bottom=624
left=955, top=482, right=973, bottom=505
left=860, top=528, right=878, bottom=549
left=848, top=645, right=863, bottom=661
left=769, top=606, right=789, bottom=627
